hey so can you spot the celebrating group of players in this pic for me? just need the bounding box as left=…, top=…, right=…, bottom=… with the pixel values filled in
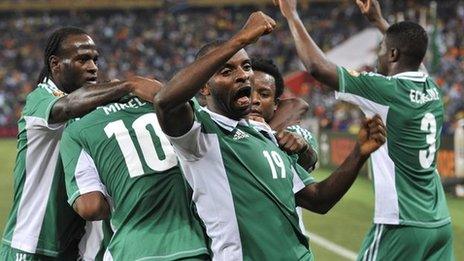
left=0, top=0, right=454, bottom=260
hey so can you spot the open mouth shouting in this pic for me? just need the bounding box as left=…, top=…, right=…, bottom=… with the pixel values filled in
left=86, top=76, right=98, bottom=84
left=234, top=86, right=252, bottom=108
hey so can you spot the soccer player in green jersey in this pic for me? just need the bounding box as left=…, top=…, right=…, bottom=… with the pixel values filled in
left=59, top=95, right=209, bottom=260
left=248, top=56, right=318, bottom=236
left=276, top=0, right=454, bottom=259
left=249, top=57, right=318, bottom=171
left=0, top=27, right=159, bottom=260
left=154, top=11, right=386, bottom=260
left=248, top=56, right=319, bottom=235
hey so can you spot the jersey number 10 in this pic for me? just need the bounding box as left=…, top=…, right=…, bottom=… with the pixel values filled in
left=104, top=113, right=178, bottom=177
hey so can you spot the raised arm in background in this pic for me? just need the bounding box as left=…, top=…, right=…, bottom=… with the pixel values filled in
left=274, top=0, right=339, bottom=90
left=355, top=0, right=390, bottom=34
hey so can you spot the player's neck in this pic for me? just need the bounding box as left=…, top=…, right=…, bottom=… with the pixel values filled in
left=388, top=64, right=420, bottom=76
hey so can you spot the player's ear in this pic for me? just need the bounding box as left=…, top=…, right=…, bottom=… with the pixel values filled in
left=274, top=97, right=280, bottom=112
left=389, top=48, right=399, bottom=63
left=49, top=55, right=61, bottom=74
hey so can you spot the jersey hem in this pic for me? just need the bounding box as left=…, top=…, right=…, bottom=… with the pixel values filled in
left=374, top=217, right=451, bottom=228
left=133, top=247, right=209, bottom=261
left=2, top=238, right=60, bottom=257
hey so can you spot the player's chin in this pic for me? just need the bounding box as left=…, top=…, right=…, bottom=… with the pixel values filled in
left=232, top=105, right=251, bottom=118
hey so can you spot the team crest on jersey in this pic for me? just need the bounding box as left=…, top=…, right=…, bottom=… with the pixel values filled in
left=52, top=90, right=65, bottom=97
left=347, top=69, right=360, bottom=77
left=233, top=129, right=249, bottom=140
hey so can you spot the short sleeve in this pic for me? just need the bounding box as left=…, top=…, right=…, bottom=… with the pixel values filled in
left=335, top=66, right=394, bottom=117
left=166, top=100, right=210, bottom=161
left=292, top=163, right=316, bottom=194
left=61, top=128, right=107, bottom=206
left=23, top=87, right=63, bottom=130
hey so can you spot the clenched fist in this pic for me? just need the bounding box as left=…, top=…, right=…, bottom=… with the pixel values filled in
left=233, top=11, right=276, bottom=46
left=276, top=130, right=309, bottom=155
left=358, top=114, right=387, bottom=157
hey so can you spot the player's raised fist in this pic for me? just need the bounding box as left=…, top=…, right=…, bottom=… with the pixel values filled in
left=234, top=11, right=276, bottom=45
left=274, top=0, right=298, bottom=19
left=358, top=114, right=387, bottom=156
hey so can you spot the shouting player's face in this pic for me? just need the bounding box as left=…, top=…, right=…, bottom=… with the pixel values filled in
left=249, top=71, right=277, bottom=123
left=206, top=49, right=253, bottom=120
left=52, top=34, right=99, bottom=93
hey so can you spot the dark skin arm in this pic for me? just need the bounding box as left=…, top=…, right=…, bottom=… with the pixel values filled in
left=268, top=98, right=309, bottom=132
left=355, top=0, right=390, bottom=34
left=275, top=0, right=339, bottom=90
left=269, top=98, right=316, bottom=170
left=154, top=12, right=276, bottom=136
left=49, top=76, right=163, bottom=124
left=296, top=115, right=386, bottom=214
left=73, top=191, right=110, bottom=221
left=296, top=144, right=318, bottom=171
left=276, top=130, right=318, bottom=170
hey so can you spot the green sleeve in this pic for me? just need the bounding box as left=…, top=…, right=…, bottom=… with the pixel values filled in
left=292, top=162, right=316, bottom=193
left=60, top=128, right=83, bottom=205
left=336, top=66, right=395, bottom=107
left=61, top=127, right=106, bottom=206
left=24, top=86, right=61, bottom=123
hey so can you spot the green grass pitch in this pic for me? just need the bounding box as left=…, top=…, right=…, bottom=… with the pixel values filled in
left=0, top=138, right=462, bottom=260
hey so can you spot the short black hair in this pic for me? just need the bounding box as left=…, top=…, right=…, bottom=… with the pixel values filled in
left=251, top=57, right=284, bottom=101
left=37, top=26, right=88, bottom=84
left=195, top=40, right=226, bottom=60
left=385, top=21, right=428, bottom=68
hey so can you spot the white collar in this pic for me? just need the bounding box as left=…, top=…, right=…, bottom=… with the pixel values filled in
left=392, top=71, right=428, bottom=82
left=249, top=120, right=278, bottom=145
left=40, top=79, right=67, bottom=95
left=202, top=106, right=249, bottom=132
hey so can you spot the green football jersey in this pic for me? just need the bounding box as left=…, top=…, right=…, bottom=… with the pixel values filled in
left=167, top=100, right=315, bottom=260
left=336, top=67, right=450, bottom=227
left=60, top=97, right=208, bottom=260
left=1, top=80, right=84, bottom=256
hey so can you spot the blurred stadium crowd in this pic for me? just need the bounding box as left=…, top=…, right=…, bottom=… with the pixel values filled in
left=0, top=1, right=462, bottom=134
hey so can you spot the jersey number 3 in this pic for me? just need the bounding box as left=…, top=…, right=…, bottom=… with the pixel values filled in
left=419, top=113, right=437, bottom=169
left=104, top=113, right=178, bottom=177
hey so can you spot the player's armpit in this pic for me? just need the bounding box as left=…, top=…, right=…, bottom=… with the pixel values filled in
left=73, top=191, right=110, bottom=221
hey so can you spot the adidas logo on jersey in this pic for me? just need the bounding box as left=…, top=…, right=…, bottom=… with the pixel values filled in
left=233, top=129, right=249, bottom=140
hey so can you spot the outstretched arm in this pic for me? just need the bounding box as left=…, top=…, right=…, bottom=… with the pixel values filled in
left=50, top=76, right=162, bottom=124
left=296, top=115, right=386, bottom=214
left=154, top=12, right=276, bottom=137
left=275, top=0, right=339, bottom=90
